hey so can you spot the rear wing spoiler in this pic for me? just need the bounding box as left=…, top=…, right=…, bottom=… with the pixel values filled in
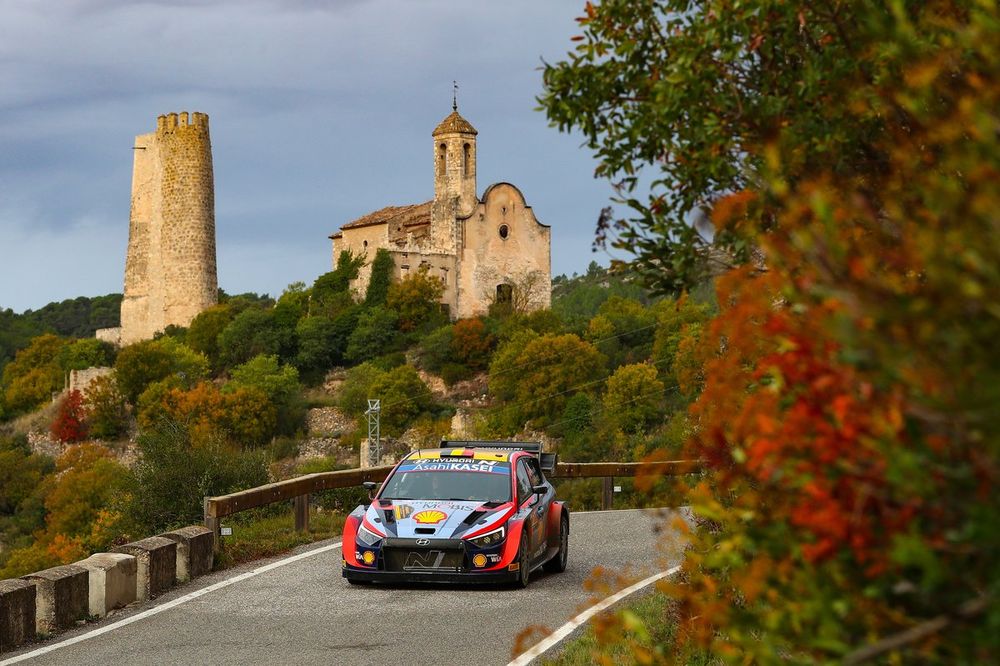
left=441, top=439, right=558, bottom=475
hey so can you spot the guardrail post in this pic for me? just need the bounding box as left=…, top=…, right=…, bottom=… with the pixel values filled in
left=294, top=494, right=309, bottom=533
left=203, top=496, right=221, bottom=554
left=602, top=477, right=613, bottom=510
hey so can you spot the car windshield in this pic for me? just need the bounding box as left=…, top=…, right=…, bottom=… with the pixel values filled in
left=380, top=460, right=512, bottom=502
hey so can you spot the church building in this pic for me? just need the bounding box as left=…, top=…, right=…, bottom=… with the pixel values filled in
left=329, top=106, right=551, bottom=319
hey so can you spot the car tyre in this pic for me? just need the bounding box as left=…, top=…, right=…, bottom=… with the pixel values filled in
left=514, top=531, right=531, bottom=589
left=543, top=514, right=569, bottom=573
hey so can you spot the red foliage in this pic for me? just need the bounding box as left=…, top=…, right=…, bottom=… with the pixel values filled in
left=51, top=390, right=88, bottom=443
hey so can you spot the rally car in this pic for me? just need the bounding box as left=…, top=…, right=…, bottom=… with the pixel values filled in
left=342, top=441, right=568, bottom=587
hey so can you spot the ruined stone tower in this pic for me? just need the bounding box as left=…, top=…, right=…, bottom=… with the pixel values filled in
left=119, top=112, right=217, bottom=345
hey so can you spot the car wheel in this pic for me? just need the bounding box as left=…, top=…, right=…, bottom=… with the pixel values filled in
left=514, top=531, right=531, bottom=589
left=544, top=514, right=569, bottom=573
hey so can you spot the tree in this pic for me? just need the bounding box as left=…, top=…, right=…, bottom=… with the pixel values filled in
left=114, top=337, right=209, bottom=403
left=58, top=338, right=115, bottom=372
left=367, top=365, right=435, bottom=436
left=364, top=248, right=395, bottom=307
left=83, top=374, right=128, bottom=440
left=294, top=308, right=360, bottom=381
left=450, top=318, right=495, bottom=371
left=386, top=267, right=445, bottom=332
left=602, top=363, right=664, bottom=434
left=218, top=307, right=292, bottom=368
left=127, top=424, right=268, bottom=534
left=345, top=306, right=400, bottom=363
left=227, top=354, right=303, bottom=435
left=311, top=251, right=364, bottom=315
left=542, top=0, right=999, bottom=661
left=1, top=333, right=67, bottom=415
left=51, top=389, right=88, bottom=443
left=490, top=333, right=606, bottom=428
left=186, top=304, right=234, bottom=369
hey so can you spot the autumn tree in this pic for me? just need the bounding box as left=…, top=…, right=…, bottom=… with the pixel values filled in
left=1, top=333, right=67, bottom=415
left=386, top=266, right=446, bottom=332
left=542, top=0, right=999, bottom=662
left=602, top=363, right=664, bottom=434
left=51, top=389, right=88, bottom=443
left=83, top=374, right=129, bottom=440
left=489, top=333, right=606, bottom=429
left=114, top=337, right=209, bottom=403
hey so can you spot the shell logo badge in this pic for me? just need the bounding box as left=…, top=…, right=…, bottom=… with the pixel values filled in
left=412, top=509, right=447, bottom=525
left=472, top=554, right=487, bottom=568
left=361, top=550, right=376, bottom=565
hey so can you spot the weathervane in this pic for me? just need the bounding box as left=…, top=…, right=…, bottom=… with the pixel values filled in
left=453, top=80, right=458, bottom=112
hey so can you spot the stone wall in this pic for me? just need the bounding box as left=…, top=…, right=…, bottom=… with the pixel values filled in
left=67, top=367, right=112, bottom=395
left=120, top=112, right=217, bottom=345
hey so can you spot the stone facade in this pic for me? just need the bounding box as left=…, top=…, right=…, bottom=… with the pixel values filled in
left=330, top=108, right=551, bottom=319
left=119, top=112, right=217, bottom=345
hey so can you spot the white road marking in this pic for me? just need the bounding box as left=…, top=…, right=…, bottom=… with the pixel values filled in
left=0, top=542, right=341, bottom=665
left=507, top=565, right=682, bottom=666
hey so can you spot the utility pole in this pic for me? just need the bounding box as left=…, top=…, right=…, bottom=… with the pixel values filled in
left=365, top=399, right=381, bottom=467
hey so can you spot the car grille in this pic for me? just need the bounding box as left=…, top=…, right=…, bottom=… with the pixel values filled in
left=382, top=538, right=466, bottom=572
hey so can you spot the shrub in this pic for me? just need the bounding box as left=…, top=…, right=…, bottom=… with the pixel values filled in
left=386, top=267, right=446, bottom=332
left=51, top=390, right=88, bottom=443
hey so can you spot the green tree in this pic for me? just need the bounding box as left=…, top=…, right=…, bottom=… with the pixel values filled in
left=58, top=338, right=115, bottom=372
left=227, top=354, right=303, bottom=435
left=345, top=306, right=400, bottom=363
left=364, top=249, right=395, bottom=307
left=367, top=365, right=434, bottom=435
left=217, top=307, right=288, bottom=368
left=311, top=251, right=364, bottom=316
left=127, top=424, right=268, bottom=534
left=114, top=337, right=209, bottom=404
left=386, top=267, right=445, bottom=332
left=186, top=304, right=234, bottom=369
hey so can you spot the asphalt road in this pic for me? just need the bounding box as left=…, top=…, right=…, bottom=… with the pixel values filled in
left=3, top=508, right=686, bottom=666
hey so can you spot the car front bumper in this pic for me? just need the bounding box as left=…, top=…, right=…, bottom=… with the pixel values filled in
left=342, top=564, right=518, bottom=585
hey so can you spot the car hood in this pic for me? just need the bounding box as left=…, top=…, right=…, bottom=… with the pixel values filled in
left=365, top=499, right=511, bottom=540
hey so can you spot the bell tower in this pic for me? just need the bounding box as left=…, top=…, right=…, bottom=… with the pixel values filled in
left=430, top=97, right=477, bottom=253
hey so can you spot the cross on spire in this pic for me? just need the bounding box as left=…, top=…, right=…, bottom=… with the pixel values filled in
left=452, top=80, right=458, bottom=112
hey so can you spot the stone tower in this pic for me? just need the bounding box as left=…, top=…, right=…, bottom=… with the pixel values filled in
left=119, top=112, right=218, bottom=345
left=430, top=105, right=478, bottom=254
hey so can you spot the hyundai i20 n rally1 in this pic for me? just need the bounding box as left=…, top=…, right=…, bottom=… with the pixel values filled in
left=342, top=442, right=568, bottom=587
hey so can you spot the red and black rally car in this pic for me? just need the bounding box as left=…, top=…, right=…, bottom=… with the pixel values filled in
left=342, top=441, right=568, bottom=587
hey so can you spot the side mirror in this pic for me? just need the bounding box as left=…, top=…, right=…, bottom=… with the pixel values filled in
left=362, top=481, right=377, bottom=500
left=532, top=484, right=547, bottom=496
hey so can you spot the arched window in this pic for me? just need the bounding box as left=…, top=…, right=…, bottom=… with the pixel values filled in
left=438, top=143, right=447, bottom=176
left=463, top=143, right=471, bottom=177
left=496, top=283, right=513, bottom=304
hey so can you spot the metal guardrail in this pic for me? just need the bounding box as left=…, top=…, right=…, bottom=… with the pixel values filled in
left=203, top=460, right=702, bottom=551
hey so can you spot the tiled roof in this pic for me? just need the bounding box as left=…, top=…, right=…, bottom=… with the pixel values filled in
left=339, top=201, right=432, bottom=231
left=432, top=111, right=477, bottom=136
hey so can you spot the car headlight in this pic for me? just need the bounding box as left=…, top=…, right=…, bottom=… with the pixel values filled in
left=467, top=525, right=506, bottom=548
left=357, top=524, right=383, bottom=547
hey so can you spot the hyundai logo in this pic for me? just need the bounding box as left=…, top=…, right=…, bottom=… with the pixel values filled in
left=415, top=538, right=430, bottom=546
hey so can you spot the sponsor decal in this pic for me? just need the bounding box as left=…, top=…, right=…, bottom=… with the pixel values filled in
left=413, top=509, right=447, bottom=525
left=472, top=554, right=488, bottom=568
left=362, top=550, right=376, bottom=565
left=508, top=562, right=520, bottom=571
left=405, top=550, right=446, bottom=569
left=398, top=460, right=510, bottom=474
left=393, top=504, right=414, bottom=520
left=487, top=554, right=502, bottom=564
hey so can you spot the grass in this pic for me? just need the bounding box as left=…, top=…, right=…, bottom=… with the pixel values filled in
left=539, top=591, right=719, bottom=666
left=214, top=506, right=347, bottom=570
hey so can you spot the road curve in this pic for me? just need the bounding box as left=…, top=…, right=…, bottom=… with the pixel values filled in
left=4, top=508, right=686, bottom=666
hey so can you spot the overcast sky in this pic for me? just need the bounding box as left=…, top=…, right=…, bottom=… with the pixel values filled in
left=0, top=0, right=620, bottom=314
